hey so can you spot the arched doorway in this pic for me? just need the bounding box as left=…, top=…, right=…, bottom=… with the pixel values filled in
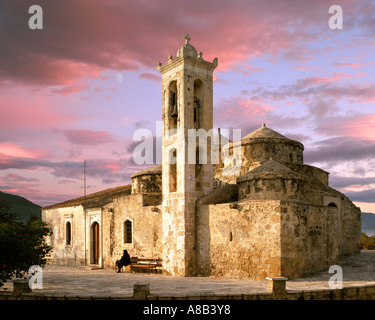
left=91, top=222, right=100, bottom=265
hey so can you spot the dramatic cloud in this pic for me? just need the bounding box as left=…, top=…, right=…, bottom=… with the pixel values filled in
left=1, top=0, right=363, bottom=88
left=0, top=87, right=82, bottom=130
left=304, top=137, right=375, bottom=164
left=139, top=73, right=161, bottom=82
left=0, top=142, right=51, bottom=159
left=315, top=114, right=375, bottom=140
left=345, top=189, right=375, bottom=203
left=214, top=96, right=275, bottom=129
left=49, top=83, right=90, bottom=96
left=334, top=62, right=367, bottom=69
left=2, top=0, right=375, bottom=206
left=63, top=130, right=115, bottom=145
left=250, top=77, right=375, bottom=104
left=1, top=173, right=39, bottom=183
left=329, top=176, right=375, bottom=189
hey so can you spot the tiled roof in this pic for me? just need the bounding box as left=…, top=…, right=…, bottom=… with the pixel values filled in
left=236, top=159, right=304, bottom=183
left=42, top=184, right=131, bottom=210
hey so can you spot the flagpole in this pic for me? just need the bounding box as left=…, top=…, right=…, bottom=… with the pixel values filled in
left=84, top=159, right=87, bottom=266
left=84, top=159, right=87, bottom=201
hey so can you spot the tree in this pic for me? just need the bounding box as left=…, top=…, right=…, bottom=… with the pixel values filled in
left=0, top=201, right=52, bottom=287
left=0, top=199, right=21, bottom=224
left=360, top=232, right=375, bottom=250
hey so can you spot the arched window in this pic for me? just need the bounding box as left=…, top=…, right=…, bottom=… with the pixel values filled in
left=193, top=79, right=203, bottom=129
left=169, top=148, right=177, bottom=192
left=195, top=148, right=202, bottom=191
left=66, top=221, right=71, bottom=245
left=328, top=202, right=338, bottom=208
left=168, top=80, right=178, bottom=131
left=91, top=222, right=99, bottom=264
left=124, top=220, right=132, bottom=244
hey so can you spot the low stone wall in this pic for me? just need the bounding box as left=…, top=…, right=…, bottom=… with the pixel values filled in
left=1, top=283, right=375, bottom=300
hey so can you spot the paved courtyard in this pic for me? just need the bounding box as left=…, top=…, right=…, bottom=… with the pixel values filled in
left=2, top=251, right=375, bottom=298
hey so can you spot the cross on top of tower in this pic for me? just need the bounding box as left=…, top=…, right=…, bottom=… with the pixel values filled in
left=184, top=34, right=191, bottom=44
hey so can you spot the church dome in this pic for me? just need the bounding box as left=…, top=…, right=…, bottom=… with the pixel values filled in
left=177, top=34, right=198, bottom=58
left=236, top=159, right=303, bottom=183
left=241, top=124, right=304, bottom=166
left=131, top=164, right=162, bottom=195
left=236, top=159, right=307, bottom=201
left=242, top=124, right=289, bottom=141
left=220, top=124, right=305, bottom=183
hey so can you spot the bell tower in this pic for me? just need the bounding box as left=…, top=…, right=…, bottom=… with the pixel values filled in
left=157, top=35, right=218, bottom=276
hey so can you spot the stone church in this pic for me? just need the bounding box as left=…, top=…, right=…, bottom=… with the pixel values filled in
left=42, top=35, right=361, bottom=280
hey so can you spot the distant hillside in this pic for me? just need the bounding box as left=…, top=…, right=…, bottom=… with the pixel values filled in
left=0, top=191, right=41, bottom=223
left=362, top=212, right=375, bottom=236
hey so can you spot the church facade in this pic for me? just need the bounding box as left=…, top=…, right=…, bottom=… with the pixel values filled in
left=42, top=36, right=361, bottom=280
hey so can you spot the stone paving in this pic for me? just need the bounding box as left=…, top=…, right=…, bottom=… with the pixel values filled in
left=1, top=251, right=375, bottom=298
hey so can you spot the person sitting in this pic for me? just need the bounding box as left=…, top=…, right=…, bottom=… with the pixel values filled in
left=116, top=249, right=131, bottom=273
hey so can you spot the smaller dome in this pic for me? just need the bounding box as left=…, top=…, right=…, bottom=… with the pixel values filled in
left=177, top=34, right=198, bottom=58
left=131, top=164, right=162, bottom=179
left=242, top=124, right=289, bottom=141
left=236, top=159, right=304, bottom=183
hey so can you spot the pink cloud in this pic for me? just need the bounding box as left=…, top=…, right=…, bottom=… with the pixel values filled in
left=0, top=87, right=79, bottom=130
left=139, top=73, right=161, bottom=82
left=251, top=76, right=375, bottom=104
left=214, top=96, right=275, bottom=127
left=315, top=114, right=375, bottom=140
left=335, top=62, right=366, bottom=68
left=2, top=173, right=39, bottom=183
left=49, top=82, right=90, bottom=96
left=63, top=129, right=115, bottom=145
left=104, top=163, right=122, bottom=171
left=1, top=0, right=357, bottom=88
left=340, top=114, right=375, bottom=140
left=0, top=142, right=50, bottom=159
left=312, top=73, right=356, bottom=84
left=213, top=74, right=228, bottom=84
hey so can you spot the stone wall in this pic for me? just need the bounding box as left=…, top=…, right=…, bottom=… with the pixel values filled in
left=287, top=163, right=329, bottom=186
left=280, top=201, right=340, bottom=278
left=42, top=193, right=164, bottom=270
left=3, top=284, right=375, bottom=300
left=107, top=194, right=163, bottom=268
left=195, top=199, right=350, bottom=280
left=131, top=173, right=162, bottom=195
left=222, top=139, right=304, bottom=179
left=42, top=206, right=86, bottom=267
left=196, top=200, right=282, bottom=279
left=337, top=194, right=361, bottom=256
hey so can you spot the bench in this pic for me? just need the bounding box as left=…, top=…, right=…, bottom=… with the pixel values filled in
left=130, top=256, right=162, bottom=274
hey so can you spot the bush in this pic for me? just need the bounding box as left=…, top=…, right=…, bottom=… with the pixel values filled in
left=0, top=218, right=52, bottom=287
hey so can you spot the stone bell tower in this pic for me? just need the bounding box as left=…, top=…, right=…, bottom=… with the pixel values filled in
left=157, top=34, right=218, bottom=276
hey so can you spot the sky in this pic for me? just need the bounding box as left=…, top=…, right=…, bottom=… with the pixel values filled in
left=0, top=0, right=375, bottom=212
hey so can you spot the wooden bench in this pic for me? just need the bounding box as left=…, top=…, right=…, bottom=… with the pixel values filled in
left=130, top=256, right=162, bottom=274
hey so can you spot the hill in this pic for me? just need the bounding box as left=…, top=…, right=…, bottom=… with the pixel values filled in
left=0, top=191, right=41, bottom=223
left=362, top=212, right=375, bottom=236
